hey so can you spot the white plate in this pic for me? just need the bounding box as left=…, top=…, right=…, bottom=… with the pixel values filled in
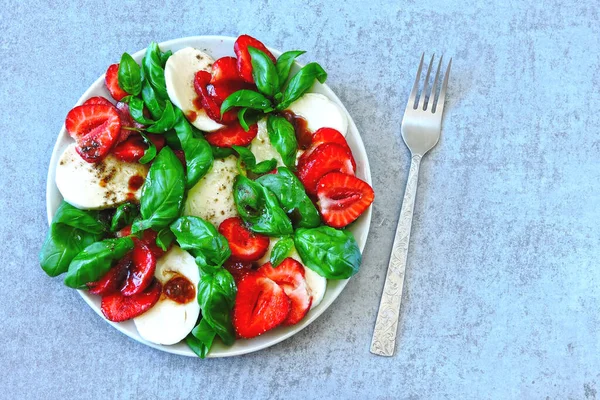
left=45, top=36, right=372, bottom=357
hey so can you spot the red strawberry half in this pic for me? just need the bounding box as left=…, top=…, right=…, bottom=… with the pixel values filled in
left=105, top=63, right=128, bottom=101
left=87, top=254, right=131, bottom=296
left=234, top=35, right=277, bottom=83
left=223, top=258, right=254, bottom=283
left=316, top=172, right=374, bottom=228
left=115, top=101, right=145, bottom=143
left=204, top=121, right=258, bottom=148
left=258, top=259, right=312, bottom=326
left=219, top=217, right=269, bottom=262
left=299, top=127, right=356, bottom=168
left=193, top=70, right=237, bottom=124
left=136, top=229, right=167, bottom=259
left=120, top=242, right=157, bottom=296
left=210, top=56, right=243, bottom=84
left=101, top=279, right=162, bottom=322
left=65, top=104, right=121, bottom=163
left=112, top=133, right=165, bottom=163
left=297, top=142, right=356, bottom=195
left=233, top=273, right=290, bottom=338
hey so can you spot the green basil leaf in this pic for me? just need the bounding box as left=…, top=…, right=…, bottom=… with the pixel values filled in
left=132, top=147, right=185, bottom=233
left=118, top=53, right=142, bottom=96
left=138, top=132, right=157, bottom=164
left=275, top=50, right=305, bottom=87
left=220, top=90, right=273, bottom=115
left=233, top=175, right=293, bottom=236
left=249, top=47, right=279, bottom=97
left=238, top=108, right=263, bottom=132
left=64, top=237, right=134, bottom=288
left=156, top=227, right=175, bottom=252
left=146, top=100, right=176, bottom=133
left=127, top=96, right=155, bottom=125
left=159, top=49, right=172, bottom=67
left=143, top=42, right=169, bottom=100
left=270, top=237, right=294, bottom=267
left=252, top=159, right=277, bottom=175
left=141, top=81, right=165, bottom=120
left=211, top=145, right=234, bottom=159
left=186, top=318, right=217, bottom=358
left=40, top=224, right=101, bottom=277
left=197, top=269, right=236, bottom=345
left=277, top=62, right=327, bottom=110
left=170, top=216, right=231, bottom=268
left=267, top=115, right=297, bottom=169
left=52, top=202, right=105, bottom=234
left=232, top=145, right=276, bottom=175
left=294, top=226, right=361, bottom=279
left=110, top=202, right=139, bottom=232
left=173, top=111, right=214, bottom=188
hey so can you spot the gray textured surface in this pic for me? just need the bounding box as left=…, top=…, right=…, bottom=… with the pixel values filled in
left=1, top=0, right=599, bottom=398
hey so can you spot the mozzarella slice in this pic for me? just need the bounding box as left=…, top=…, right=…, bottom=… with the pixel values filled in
left=258, top=238, right=327, bottom=309
left=164, top=47, right=224, bottom=132
left=183, top=155, right=238, bottom=227
left=134, top=246, right=200, bottom=345
left=286, top=93, right=348, bottom=136
left=55, top=143, right=148, bottom=210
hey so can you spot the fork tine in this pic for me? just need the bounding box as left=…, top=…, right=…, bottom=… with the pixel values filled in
left=418, top=54, right=435, bottom=110
left=433, top=58, right=452, bottom=114
left=407, top=53, right=424, bottom=109
left=428, top=55, right=443, bottom=111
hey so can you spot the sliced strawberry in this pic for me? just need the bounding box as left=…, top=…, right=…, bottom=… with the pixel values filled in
left=87, top=254, right=131, bottom=296
left=210, top=56, right=243, bottom=84
left=115, top=101, right=145, bottom=143
left=316, top=172, right=374, bottom=228
left=136, top=229, right=166, bottom=259
left=219, top=217, right=269, bottom=261
left=205, top=122, right=258, bottom=148
left=233, top=273, right=290, bottom=338
left=207, top=80, right=254, bottom=103
left=258, top=259, right=312, bottom=325
left=101, top=278, right=162, bottom=322
left=65, top=104, right=121, bottom=163
left=299, top=127, right=356, bottom=167
left=83, top=96, right=114, bottom=107
left=121, top=242, right=156, bottom=296
left=112, top=133, right=166, bottom=163
left=116, top=225, right=132, bottom=238
left=193, top=70, right=237, bottom=124
left=297, top=142, right=356, bottom=195
left=234, top=35, right=277, bottom=83
left=105, top=63, right=128, bottom=101
left=223, top=258, right=254, bottom=283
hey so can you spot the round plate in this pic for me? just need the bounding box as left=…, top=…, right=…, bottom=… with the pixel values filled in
left=46, top=36, right=372, bottom=357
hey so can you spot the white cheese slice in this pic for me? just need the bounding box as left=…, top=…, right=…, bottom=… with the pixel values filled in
left=134, top=246, right=201, bottom=345
left=55, top=143, right=148, bottom=210
left=183, top=155, right=238, bottom=227
left=286, top=93, right=348, bottom=136
left=164, top=47, right=224, bottom=132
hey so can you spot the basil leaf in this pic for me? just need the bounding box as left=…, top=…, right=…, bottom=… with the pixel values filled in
left=294, top=226, right=361, bottom=279
left=212, top=145, right=234, bottom=159
left=170, top=216, right=231, bottom=268
left=118, top=53, right=142, bottom=96
left=110, top=202, right=139, bottom=232
left=249, top=47, right=279, bottom=97
left=146, top=100, right=176, bottom=133
left=238, top=108, right=263, bottom=132
left=277, top=62, right=327, bottom=110
left=173, top=111, right=214, bottom=188
left=270, top=237, right=294, bottom=267
left=197, top=269, right=236, bottom=345
left=64, top=237, right=134, bottom=288
left=127, top=96, right=155, bottom=125
left=40, top=224, right=101, bottom=277
left=143, top=42, right=169, bottom=100
left=275, top=50, right=305, bottom=88
left=137, top=132, right=157, bottom=164
left=256, top=167, right=320, bottom=228
left=132, top=147, right=185, bottom=233
left=156, top=227, right=175, bottom=252
left=267, top=115, right=297, bottom=169
left=253, top=159, right=277, bottom=175
left=159, top=49, right=172, bottom=67
left=233, top=175, right=293, bottom=236
left=232, top=145, right=276, bottom=175
left=52, top=202, right=105, bottom=234
left=221, top=90, right=273, bottom=115
left=141, top=81, right=165, bottom=120
left=186, top=318, right=217, bottom=358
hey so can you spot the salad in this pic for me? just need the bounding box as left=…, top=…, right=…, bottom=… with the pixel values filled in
left=40, top=35, right=375, bottom=357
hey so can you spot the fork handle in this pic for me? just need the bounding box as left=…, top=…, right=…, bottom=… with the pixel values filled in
left=370, top=153, right=422, bottom=356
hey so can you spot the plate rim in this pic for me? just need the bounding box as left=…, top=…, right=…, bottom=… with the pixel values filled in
left=45, top=35, right=372, bottom=358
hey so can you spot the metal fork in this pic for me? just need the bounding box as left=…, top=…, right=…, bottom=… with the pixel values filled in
left=370, top=54, right=452, bottom=356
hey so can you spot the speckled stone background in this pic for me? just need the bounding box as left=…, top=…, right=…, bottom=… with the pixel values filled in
left=1, top=0, right=599, bottom=398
